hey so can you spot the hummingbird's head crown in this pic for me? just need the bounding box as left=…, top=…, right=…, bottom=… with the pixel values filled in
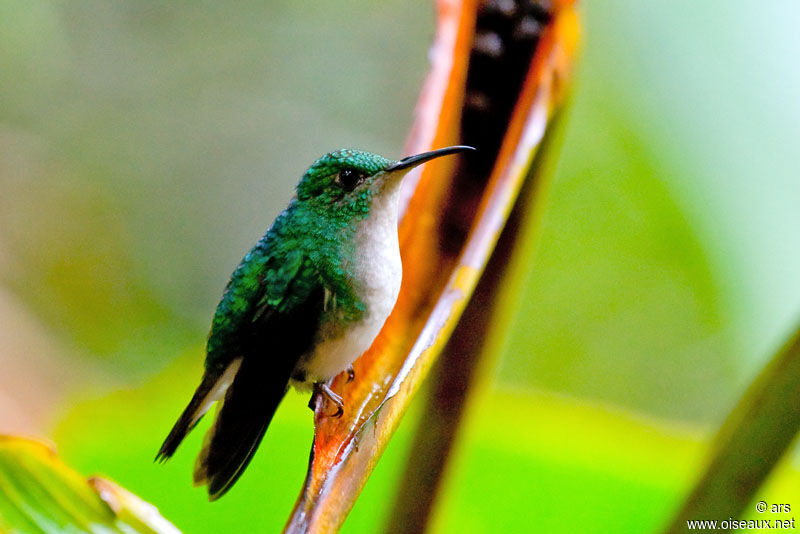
left=296, top=149, right=394, bottom=202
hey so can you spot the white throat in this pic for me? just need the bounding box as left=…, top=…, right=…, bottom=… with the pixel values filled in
left=294, top=175, right=405, bottom=386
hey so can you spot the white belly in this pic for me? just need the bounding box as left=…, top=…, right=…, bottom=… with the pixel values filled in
left=295, top=186, right=402, bottom=386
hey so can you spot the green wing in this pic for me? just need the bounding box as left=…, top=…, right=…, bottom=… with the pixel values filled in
left=205, top=242, right=321, bottom=371
left=158, top=239, right=327, bottom=499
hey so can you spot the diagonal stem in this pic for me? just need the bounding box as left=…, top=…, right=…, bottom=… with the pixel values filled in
left=665, top=321, right=800, bottom=532
left=384, top=201, right=522, bottom=534
left=384, top=111, right=565, bottom=533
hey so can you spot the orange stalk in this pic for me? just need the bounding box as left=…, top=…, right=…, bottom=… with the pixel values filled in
left=285, top=2, right=579, bottom=532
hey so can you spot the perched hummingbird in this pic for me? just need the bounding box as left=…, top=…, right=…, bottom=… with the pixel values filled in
left=156, top=145, right=474, bottom=500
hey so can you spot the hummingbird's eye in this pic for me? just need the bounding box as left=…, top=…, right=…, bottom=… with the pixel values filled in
left=337, top=168, right=364, bottom=192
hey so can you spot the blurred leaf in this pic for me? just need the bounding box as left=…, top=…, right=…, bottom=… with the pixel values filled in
left=666, top=323, right=800, bottom=532
left=429, top=390, right=799, bottom=533
left=0, top=435, right=179, bottom=534
left=496, top=0, right=800, bottom=424
left=53, top=362, right=800, bottom=533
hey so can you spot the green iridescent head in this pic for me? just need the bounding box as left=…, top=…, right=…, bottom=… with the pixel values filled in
left=296, top=149, right=393, bottom=202
left=295, top=146, right=476, bottom=204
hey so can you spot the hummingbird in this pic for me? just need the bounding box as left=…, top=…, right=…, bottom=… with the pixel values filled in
left=156, top=145, right=474, bottom=500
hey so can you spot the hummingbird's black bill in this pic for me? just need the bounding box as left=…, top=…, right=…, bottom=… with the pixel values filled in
left=386, top=145, right=476, bottom=172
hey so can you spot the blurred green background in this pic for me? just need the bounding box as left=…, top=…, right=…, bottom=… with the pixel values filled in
left=1, top=0, right=798, bottom=532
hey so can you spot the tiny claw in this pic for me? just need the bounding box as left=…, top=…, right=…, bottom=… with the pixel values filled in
left=312, top=382, right=344, bottom=418
left=346, top=366, right=355, bottom=383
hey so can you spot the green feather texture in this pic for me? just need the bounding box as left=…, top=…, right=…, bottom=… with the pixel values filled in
left=297, top=149, right=393, bottom=201
left=205, top=149, right=395, bottom=373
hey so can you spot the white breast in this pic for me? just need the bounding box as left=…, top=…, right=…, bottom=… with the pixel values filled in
left=296, top=184, right=403, bottom=385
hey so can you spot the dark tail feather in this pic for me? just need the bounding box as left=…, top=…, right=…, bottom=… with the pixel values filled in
left=192, top=355, right=291, bottom=500
left=155, top=360, right=241, bottom=462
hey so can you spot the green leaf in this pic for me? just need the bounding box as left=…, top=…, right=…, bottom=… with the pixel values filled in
left=0, top=436, right=179, bottom=534
left=666, top=324, right=800, bottom=531
left=52, top=355, right=800, bottom=533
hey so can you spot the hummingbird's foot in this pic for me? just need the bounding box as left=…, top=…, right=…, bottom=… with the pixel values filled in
left=346, top=366, right=355, bottom=383
left=311, top=382, right=344, bottom=418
